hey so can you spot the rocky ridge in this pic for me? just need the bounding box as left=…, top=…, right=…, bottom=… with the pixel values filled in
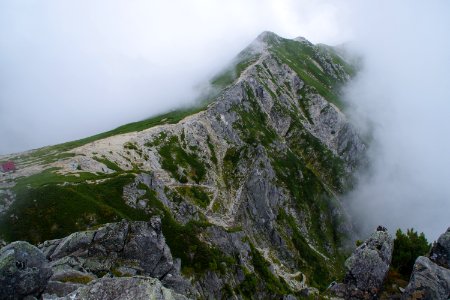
left=0, top=32, right=365, bottom=298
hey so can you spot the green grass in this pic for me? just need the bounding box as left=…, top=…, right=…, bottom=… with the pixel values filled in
left=269, top=37, right=347, bottom=108
left=175, top=186, right=211, bottom=208
left=93, top=156, right=122, bottom=172
left=160, top=211, right=235, bottom=276
left=11, top=168, right=107, bottom=191
left=210, top=47, right=261, bottom=90
left=158, top=136, right=206, bottom=183
left=59, top=274, right=94, bottom=284
left=233, top=83, right=277, bottom=147
left=277, top=210, right=340, bottom=290
left=12, top=105, right=210, bottom=165
left=0, top=173, right=148, bottom=244
left=206, top=135, right=218, bottom=165
left=223, top=147, right=242, bottom=188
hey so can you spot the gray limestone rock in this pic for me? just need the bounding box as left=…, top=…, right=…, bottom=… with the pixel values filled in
left=42, top=281, right=84, bottom=298
left=0, top=241, right=53, bottom=299
left=38, top=217, right=192, bottom=296
left=402, top=256, right=450, bottom=300
left=331, top=227, right=393, bottom=299
left=430, top=227, right=450, bottom=269
left=43, top=276, right=190, bottom=300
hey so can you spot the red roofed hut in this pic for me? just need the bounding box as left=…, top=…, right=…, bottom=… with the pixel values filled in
left=1, top=161, right=16, bottom=173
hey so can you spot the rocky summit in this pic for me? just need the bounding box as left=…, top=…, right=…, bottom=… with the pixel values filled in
left=13, top=30, right=450, bottom=300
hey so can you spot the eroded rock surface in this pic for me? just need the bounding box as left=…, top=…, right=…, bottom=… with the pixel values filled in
left=39, top=216, right=192, bottom=297
left=331, top=226, right=393, bottom=299
left=0, top=241, right=52, bottom=299
left=43, top=276, right=190, bottom=300
left=430, top=227, right=450, bottom=269
left=402, top=256, right=450, bottom=300
left=401, top=227, right=450, bottom=300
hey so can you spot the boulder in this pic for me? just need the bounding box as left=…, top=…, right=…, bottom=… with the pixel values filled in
left=402, top=256, right=450, bottom=300
left=330, top=226, right=393, bottom=299
left=42, top=276, right=190, bottom=300
left=0, top=241, right=52, bottom=299
left=38, top=217, right=192, bottom=296
left=429, top=227, right=450, bottom=268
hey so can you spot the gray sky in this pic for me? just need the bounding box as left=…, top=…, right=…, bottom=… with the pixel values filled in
left=1, top=0, right=449, bottom=240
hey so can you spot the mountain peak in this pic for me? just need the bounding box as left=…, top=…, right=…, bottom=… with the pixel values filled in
left=0, top=32, right=365, bottom=298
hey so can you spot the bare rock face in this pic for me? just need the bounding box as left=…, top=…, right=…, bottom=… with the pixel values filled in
left=39, top=216, right=192, bottom=297
left=43, top=276, right=190, bottom=300
left=330, top=226, right=394, bottom=299
left=401, top=227, right=450, bottom=300
left=402, top=256, right=450, bottom=300
left=429, top=227, right=450, bottom=269
left=0, top=241, right=52, bottom=299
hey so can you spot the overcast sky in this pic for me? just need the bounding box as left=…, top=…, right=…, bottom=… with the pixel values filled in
left=1, top=0, right=449, bottom=240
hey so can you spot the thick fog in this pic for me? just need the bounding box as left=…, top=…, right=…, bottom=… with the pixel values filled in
left=1, top=1, right=449, bottom=240
left=341, top=1, right=450, bottom=241
left=0, top=0, right=345, bottom=155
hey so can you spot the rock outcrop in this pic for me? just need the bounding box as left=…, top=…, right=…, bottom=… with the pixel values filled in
left=0, top=218, right=191, bottom=299
left=44, top=276, right=189, bottom=300
left=0, top=241, right=52, bottom=299
left=402, top=228, right=450, bottom=300
left=39, top=216, right=192, bottom=297
left=330, top=226, right=394, bottom=299
left=429, top=227, right=450, bottom=269
left=401, top=256, right=450, bottom=300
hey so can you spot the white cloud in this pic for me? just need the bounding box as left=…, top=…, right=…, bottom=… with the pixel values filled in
left=342, top=0, right=450, bottom=240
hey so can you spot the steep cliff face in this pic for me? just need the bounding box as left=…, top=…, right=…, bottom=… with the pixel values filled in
left=0, top=32, right=365, bottom=298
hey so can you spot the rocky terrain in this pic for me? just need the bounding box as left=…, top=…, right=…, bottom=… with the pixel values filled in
left=2, top=220, right=449, bottom=299
left=330, top=226, right=394, bottom=299
left=0, top=31, right=370, bottom=299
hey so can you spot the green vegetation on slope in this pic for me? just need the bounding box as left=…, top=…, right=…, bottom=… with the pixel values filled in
left=269, top=36, right=346, bottom=108
left=249, top=243, right=290, bottom=295
left=0, top=173, right=147, bottom=244
left=175, top=186, right=211, bottom=208
left=210, top=46, right=261, bottom=90
left=157, top=135, right=207, bottom=183
left=161, top=212, right=235, bottom=276
left=14, top=105, right=210, bottom=166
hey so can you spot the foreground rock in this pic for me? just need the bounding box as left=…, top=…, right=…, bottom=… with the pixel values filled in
left=330, top=226, right=394, bottom=299
left=0, top=218, right=192, bottom=299
left=402, top=228, right=450, bottom=300
left=429, top=227, right=450, bottom=269
left=43, top=276, right=189, bottom=300
left=0, top=241, right=52, bottom=299
left=401, top=256, right=450, bottom=300
left=39, top=216, right=192, bottom=297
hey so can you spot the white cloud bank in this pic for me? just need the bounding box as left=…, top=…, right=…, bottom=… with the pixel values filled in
left=1, top=0, right=449, bottom=240
left=341, top=1, right=450, bottom=241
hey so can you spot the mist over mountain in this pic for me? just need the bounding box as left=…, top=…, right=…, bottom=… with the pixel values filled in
left=1, top=1, right=450, bottom=298
left=341, top=1, right=450, bottom=241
